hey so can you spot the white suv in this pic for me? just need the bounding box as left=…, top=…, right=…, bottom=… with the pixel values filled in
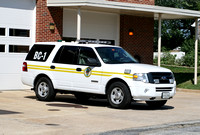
left=22, top=42, right=176, bottom=109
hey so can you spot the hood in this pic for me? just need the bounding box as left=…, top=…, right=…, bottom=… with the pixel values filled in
left=110, top=63, right=172, bottom=73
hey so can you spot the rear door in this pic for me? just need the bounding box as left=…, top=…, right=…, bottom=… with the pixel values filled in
left=51, top=45, right=78, bottom=90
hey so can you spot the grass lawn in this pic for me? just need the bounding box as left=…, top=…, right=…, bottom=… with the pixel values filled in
left=162, top=65, right=200, bottom=90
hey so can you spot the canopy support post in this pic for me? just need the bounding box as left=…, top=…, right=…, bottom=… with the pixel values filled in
left=77, top=7, right=81, bottom=41
left=194, top=18, right=199, bottom=85
left=158, top=14, right=162, bottom=67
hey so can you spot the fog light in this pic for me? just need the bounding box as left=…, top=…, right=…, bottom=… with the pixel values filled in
left=154, top=79, right=159, bottom=84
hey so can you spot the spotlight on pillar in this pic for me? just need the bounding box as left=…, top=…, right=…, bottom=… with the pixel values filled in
left=49, top=23, right=55, bottom=31
left=129, top=29, right=134, bottom=36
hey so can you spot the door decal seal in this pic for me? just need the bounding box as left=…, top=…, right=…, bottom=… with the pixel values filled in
left=84, top=67, right=92, bottom=77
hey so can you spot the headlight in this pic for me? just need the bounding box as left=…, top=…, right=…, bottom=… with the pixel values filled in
left=133, top=73, right=149, bottom=83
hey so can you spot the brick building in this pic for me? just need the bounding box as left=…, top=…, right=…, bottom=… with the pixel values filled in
left=0, top=0, right=200, bottom=90
left=36, top=0, right=155, bottom=64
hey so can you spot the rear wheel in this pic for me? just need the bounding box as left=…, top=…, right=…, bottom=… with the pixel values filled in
left=107, top=82, right=132, bottom=109
left=145, top=100, right=167, bottom=108
left=35, top=77, right=56, bottom=101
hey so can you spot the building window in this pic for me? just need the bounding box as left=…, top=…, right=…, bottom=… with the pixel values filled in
left=62, top=37, right=76, bottom=42
left=0, top=45, right=5, bottom=52
left=9, top=28, right=30, bottom=37
left=0, top=28, right=5, bottom=36
left=9, top=45, right=29, bottom=53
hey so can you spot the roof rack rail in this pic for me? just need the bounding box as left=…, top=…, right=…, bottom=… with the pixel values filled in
left=77, top=40, right=98, bottom=44
left=76, top=40, right=112, bottom=45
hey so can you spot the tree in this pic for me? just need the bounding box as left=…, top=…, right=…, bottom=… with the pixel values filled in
left=154, top=0, right=200, bottom=51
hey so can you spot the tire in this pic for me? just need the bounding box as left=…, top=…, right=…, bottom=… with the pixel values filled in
left=107, top=82, right=132, bottom=109
left=145, top=100, right=167, bottom=108
left=74, top=93, right=90, bottom=102
left=35, top=77, right=56, bottom=101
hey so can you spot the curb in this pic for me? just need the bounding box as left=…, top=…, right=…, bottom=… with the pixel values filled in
left=176, top=88, right=200, bottom=93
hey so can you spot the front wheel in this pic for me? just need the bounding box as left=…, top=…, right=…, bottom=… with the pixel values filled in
left=107, top=82, right=132, bottom=109
left=145, top=100, right=167, bottom=108
left=35, top=77, right=56, bottom=101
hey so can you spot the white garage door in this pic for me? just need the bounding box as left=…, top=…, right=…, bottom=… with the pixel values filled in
left=0, top=0, right=35, bottom=90
left=63, top=9, right=119, bottom=45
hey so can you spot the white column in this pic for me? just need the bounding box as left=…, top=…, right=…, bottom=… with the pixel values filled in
left=158, top=14, right=162, bottom=67
left=194, top=18, right=199, bottom=85
left=77, top=7, right=81, bottom=41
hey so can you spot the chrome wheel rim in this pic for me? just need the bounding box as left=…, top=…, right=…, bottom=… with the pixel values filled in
left=38, top=82, right=49, bottom=97
left=110, top=87, right=124, bottom=105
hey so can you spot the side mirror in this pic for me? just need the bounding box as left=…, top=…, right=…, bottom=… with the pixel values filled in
left=87, top=58, right=100, bottom=66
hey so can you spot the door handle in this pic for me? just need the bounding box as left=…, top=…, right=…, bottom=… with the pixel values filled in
left=50, top=65, right=55, bottom=69
left=76, top=68, right=82, bottom=71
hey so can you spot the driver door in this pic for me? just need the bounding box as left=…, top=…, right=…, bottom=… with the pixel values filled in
left=73, top=47, right=103, bottom=93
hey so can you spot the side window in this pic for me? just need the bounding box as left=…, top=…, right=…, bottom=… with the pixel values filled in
left=0, top=45, right=5, bottom=52
left=9, top=28, right=30, bottom=37
left=26, top=44, right=55, bottom=61
left=78, top=47, right=99, bottom=65
left=0, top=28, right=5, bottom=36
left=53, top=46, right=78, bottom=64
left=9, top=45, right=29, bottom=53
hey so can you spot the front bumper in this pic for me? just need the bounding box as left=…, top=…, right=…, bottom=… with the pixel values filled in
left=129, top=82, right=176, bottom=101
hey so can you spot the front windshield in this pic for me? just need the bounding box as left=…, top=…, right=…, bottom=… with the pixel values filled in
left=95, top=47, right=138, bottom=64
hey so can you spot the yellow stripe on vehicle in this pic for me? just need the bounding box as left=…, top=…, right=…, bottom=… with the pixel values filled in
left=54, top=67, right=76, bottom=71
left=28, top=67, right=50, bottom=71
left=53, top=69, right=83, bottom=74
left=28, top=66, right=83, bottom=74
left=124, top=76, right=133, bottom=79
left=27, top=64, right=133, bottom=79
left=28, top=65, right=50, bottom=69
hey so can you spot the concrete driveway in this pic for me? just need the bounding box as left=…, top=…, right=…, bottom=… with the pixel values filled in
left=0, top=90, right=200, bottom=135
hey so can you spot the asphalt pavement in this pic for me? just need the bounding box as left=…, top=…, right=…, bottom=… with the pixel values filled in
left=0, top=89, right=200, bottom=135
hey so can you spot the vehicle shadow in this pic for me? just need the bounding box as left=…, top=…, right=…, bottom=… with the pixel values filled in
left=130, top=102, right=174, bottom=110
left=25, top=94, right=174, bottom=111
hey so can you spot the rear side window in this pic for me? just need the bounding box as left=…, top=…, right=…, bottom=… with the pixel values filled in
left=26, top=44, right=55, bottom=62
left=53, top=46, right=78, bottom=64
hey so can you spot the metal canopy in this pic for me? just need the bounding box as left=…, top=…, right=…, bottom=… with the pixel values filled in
left=47, top=0, right=200, bottom=20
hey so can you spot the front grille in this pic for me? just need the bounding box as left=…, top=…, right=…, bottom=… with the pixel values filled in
left=148, top=72, right=174, bottom=84
left=156, top=87, right=173, bottom=92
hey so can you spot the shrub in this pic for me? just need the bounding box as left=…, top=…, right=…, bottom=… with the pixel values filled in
left=153, top=51, right=200, bottom=67
left=161, top=52, right=176, bottom=65
left=181, top=38, right=200, bottom=67
left=175, top=58, right=184, bottom=66
left=182, top=51, right=195, bottom=67
left=153, top=56, right=158, bottom=64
